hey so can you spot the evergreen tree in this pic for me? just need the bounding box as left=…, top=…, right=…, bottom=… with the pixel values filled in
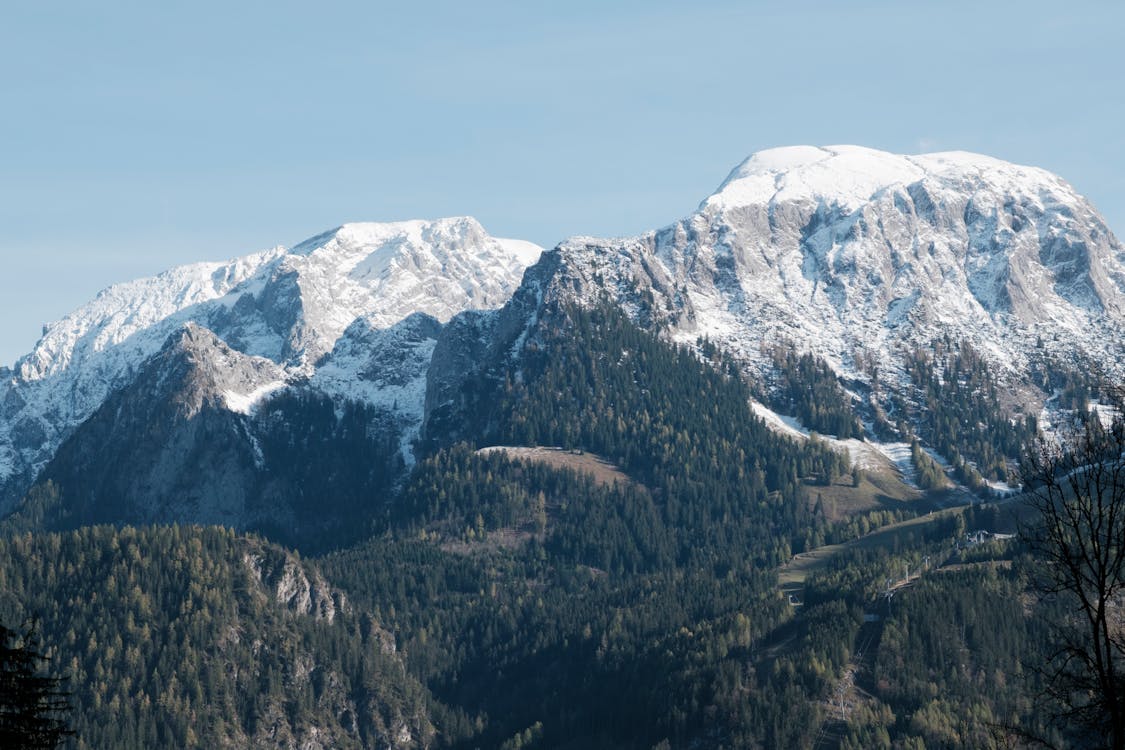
left=0, top=622, right=72, bottom=749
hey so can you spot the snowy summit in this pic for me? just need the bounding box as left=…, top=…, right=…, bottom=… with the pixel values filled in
left=703, top=145, right=1068, bottom=213
left=539, top=144, right=1124, bottom=419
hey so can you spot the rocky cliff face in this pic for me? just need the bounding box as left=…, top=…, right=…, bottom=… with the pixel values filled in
left=229, top=535, right=428, bottom=749
left=538, top=146, right=1125, bottom=388
left=243, top=544, right=348, bottom=624
left=34, top=325, right=285, bottom=530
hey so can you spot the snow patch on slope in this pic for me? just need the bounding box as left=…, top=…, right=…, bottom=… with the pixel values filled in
left=750, top=401, right=810, bottom=440
left=872, top=442, right=919, bottom=488
left=495, top=237, right=545, bottom=267
left=750, top=401, right=917, bottom=487
left=223, top=381, right=289, bottom=415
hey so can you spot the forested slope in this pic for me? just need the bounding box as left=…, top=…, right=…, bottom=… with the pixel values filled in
left=0, top=526, right=443, bottom=749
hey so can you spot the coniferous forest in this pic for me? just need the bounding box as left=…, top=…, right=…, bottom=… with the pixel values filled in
left=0, top=303, right=1112, bottom=749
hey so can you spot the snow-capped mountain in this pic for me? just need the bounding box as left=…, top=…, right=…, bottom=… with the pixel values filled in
left=538, top=145, right=1125, bottom=386
left=0, top=217, right=542, bottom=512
left=3, top=144, right=1123, bottom=536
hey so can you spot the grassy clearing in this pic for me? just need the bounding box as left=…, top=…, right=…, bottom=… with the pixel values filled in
left=476, top=446, right=634, bottom=488
left=798, top=469, right=920, bottom=524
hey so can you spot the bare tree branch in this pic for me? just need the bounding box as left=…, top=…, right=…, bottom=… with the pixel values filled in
left=1019, top=386, right=1125, bottom=750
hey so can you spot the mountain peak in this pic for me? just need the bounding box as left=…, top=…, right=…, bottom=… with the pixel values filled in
left=704, top=145, right=1069, bottom=212
left=289, top=216, right=483, bottom=256
left=272, top=216, right=543, bottom=359
left=285, top=216, right=541, bottom=267
left=149, top=322, right=286, bottom=419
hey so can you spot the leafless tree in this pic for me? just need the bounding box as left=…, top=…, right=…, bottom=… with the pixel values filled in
left=1019, top=389, right=1125, bottom=749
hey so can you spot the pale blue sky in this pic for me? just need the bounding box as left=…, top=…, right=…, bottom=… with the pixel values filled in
left=2, top=1, right=1122, bottom=366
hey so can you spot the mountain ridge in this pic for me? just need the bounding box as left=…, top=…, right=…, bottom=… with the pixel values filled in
left=2, top=144, right=1123, bottom=527
left=0, top=217, right=542, bottom=511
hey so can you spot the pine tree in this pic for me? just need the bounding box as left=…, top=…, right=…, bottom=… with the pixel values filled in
left=0, top=622, right=72, bottom=749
